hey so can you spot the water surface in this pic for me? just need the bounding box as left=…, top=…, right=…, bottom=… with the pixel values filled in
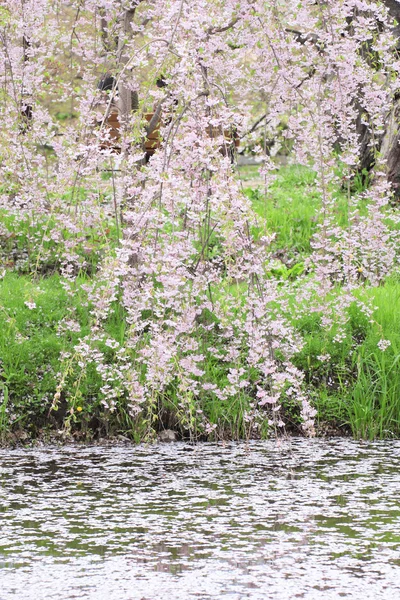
left=0, top=439, right=399, bottom=599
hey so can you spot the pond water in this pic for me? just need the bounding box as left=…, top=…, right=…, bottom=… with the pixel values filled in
left=0, top=439, right=399, bottom=599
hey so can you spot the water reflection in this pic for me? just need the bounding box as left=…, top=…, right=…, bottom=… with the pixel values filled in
left=0, top=439, right=400, bottom=598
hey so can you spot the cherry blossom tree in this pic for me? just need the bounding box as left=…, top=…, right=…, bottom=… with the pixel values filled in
left=1, top=0, right=399, bottom=439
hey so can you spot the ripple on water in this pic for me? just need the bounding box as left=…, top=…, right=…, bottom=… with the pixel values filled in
left=0, top=439, right=400, bottom=599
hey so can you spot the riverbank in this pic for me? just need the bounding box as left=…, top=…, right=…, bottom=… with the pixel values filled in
left=1, top=165, right=400, bottom=441
left=0, top=424, right=351, bottom=449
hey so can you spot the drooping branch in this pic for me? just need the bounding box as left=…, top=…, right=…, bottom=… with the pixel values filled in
left=284, top=27, right=321, bottom=48
left=20, top=0, right=32, bottom=131
left=207, top=17, right=239, bottom=36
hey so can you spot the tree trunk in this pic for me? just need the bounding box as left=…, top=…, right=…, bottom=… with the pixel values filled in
left=117, top=8, right=138, bottom=121
left=99, top=3, right=139, bottom=116
left=357, top=0, right=400, bottom=195
left=380, top=100, right=400, bottom=194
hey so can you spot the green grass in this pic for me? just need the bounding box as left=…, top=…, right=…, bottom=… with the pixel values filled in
left=0, top=208, right=119, bottom=276
left=346, top=280, right=400, bottom=438
left=1, top=164, right=400, bottom=441
left=239, top=164, right=371, bottom=258
left=0, top=273, right=82, bottom=433
left=240, top=165, right=321, bottom=256
left=291, top=277, right=400, bottom=438
left=3, top=268, right=400, bottom=440
left=0, top=272, right=130, bottom=438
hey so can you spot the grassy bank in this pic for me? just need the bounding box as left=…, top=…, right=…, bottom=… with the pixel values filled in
left=1, top=165, right=400, bottom=442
